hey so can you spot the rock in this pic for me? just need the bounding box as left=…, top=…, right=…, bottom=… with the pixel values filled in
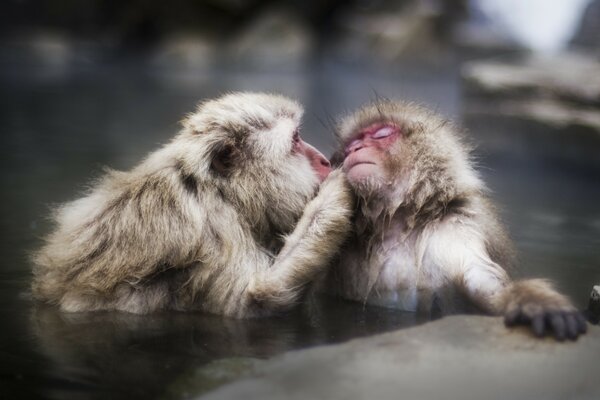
left=462, top=53, right=600, bottom=107
left=164, top=357, right=264, bottom=400
left=227, top=8, right=313, bottom=70
left=462, top=53, right=600, bottom=169
left=152, top=34, right=217, bottom=71
left=199, top=315, right=599, bottom=400
left=332, top=1, right=443, bottom=64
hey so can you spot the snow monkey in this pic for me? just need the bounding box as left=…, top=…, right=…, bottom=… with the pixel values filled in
left=32, top=92, right=354, bottom=318
left=326, top=100, right=587, bottom=340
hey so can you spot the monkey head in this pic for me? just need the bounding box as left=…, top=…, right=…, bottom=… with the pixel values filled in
left=176, top=92, right=331, bottom=235
left=334, top=101, right=482, bottom=225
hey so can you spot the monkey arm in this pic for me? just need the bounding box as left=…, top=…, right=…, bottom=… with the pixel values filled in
left=425, top=220, right=586, bottom=340
left=247, top=170, right=354, bottom=312
left=500, top=279, right=587, bottom=340
left=424, top=221, right=510, bottom=313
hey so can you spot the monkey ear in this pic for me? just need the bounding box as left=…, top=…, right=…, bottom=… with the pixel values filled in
left=211, top=143, right=238, bottom=176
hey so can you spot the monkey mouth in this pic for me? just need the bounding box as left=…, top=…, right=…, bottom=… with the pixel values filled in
left=345, top=160, right=376, bottom=170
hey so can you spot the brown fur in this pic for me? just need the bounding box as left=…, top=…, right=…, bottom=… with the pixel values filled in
left=32, top=92, right=354, bottom=318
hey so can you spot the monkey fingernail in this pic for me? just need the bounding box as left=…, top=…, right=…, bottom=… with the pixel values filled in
left=550, top=314, right=567, bottom=341
left=565, top=314, right=579, bottom=340
left=532, top=314, right=545, bottom=337
left=576, top=313, right=588, bottom=333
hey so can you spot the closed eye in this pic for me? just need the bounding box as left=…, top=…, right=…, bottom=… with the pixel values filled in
left=372, top=126, right=395, bottom=139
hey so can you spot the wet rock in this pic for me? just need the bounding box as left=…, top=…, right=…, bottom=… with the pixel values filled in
left=199, top=315, right=599, bottom=400
left=462, top=52, right=600, bottom=169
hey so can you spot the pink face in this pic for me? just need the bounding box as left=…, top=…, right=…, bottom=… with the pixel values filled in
left=342, top=123, right=401, bottom=182
left=293, top=130, right=332, bottom=182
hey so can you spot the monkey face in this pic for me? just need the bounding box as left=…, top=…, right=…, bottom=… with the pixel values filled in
left=335, top=100, right=464, bottom=200
left=181, top=92, right=331, bottom=232
left=342, top=123, right=401, bottom=186
left=184, top=92, right=329, bottom=182
left=334, top=102, right=430, bottom=196
left=336, top=100, right=481, bottom=220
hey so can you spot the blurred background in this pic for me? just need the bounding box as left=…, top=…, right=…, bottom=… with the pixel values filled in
left=1, top=1, right=599, bottom=399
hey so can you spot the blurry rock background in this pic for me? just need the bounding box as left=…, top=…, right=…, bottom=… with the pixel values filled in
left=0, top=0, right=473, bottom=74
left=3, top=0, right=597, bottom=168
left=1, top=0, right=598, bottom=62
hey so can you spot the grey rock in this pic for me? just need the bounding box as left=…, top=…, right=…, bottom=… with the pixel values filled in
left=152, top=34, right=217, bottom=71
left=227, top=8, right=313, bottom=69
left=200, top=315, right=599, bottom=400
left=332, top=2, right=443, bottom=64
left=164, top=357, right=264, bottom=399
left=463, top=53, right=600, bottom=107
left=462, top=53, right=600, bottom=168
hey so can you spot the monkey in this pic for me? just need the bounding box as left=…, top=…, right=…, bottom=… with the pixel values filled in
left=325, top=100, right=587, bottom=340
left=32, top=92, right=354, bottom=318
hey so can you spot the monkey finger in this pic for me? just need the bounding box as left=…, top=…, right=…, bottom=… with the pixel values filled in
left=565, top=313, right=579, bottom=340
left=504, top=307, right=522, bottom=326
left=575, top=313, right=588, bottom=333
left=531, top=314, right=546, bottom=337
left=549, top=313, right=566, bottom=341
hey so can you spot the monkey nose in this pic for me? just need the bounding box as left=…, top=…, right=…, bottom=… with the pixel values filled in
left=313, top=154, right=331, bottom=182
left=345, top=139, right=364, bottom=156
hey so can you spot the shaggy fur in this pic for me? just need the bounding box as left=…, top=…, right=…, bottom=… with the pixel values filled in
left=326, top=100, right=586, bottom=340
left=32, top=92, right=354, bottom=318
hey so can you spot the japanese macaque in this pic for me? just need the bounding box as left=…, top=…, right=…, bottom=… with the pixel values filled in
left=326, top=100, right=587, bottom=340
left=32, top=92, right=354, bottom=318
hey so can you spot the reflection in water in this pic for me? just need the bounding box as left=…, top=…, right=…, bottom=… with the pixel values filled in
left=29, top=297, right=425, bottom=399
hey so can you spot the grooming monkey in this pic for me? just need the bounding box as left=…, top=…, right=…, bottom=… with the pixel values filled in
left=326, top=100, right=587, bottom=340
left=32, top=92, right=354, bottom=318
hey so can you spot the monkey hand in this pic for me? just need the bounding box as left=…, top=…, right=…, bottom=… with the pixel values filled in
left=503, top=279, right=587, bottom=341
left=248, top=169, right=355, bottom=312
left=280, top=168, right=354, bottom=257
left=313, top=169, right=356, bottom=212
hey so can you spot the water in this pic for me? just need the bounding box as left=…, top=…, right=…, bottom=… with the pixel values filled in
left=1, top=59, right=599, bottom=399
